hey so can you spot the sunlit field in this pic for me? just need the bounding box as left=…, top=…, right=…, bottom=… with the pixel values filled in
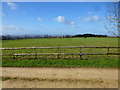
left=2, top=37, right=118, bottom=47
left=2, top=37, right=119, bottom=68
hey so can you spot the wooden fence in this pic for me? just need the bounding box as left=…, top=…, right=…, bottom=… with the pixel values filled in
left=1, top=46, right=120, bottom=60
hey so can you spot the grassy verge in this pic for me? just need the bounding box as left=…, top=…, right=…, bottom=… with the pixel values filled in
left=2, top=58, right=119, bottom=68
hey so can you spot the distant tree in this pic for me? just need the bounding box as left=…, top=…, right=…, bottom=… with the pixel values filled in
left=24, top=35, right=30, bottom=39
left=6, top=35, right=12, bottom=40
left=35, top=35, right=41, bottom=38
left=43, top=35, right=49, bottom=38
left=2, top=36, right=7, bottom=40
left=65, top=34, right=71, bottom=38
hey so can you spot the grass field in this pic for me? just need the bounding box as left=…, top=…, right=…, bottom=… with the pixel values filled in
left=2, top=37, right=119, bottom=68
left=2, top=37, right=118, bottom=47
left=2, top=59, right=119, bottom=68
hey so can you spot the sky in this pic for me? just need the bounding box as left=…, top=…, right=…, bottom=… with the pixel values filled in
left=2, top=2, right=115, bottom=36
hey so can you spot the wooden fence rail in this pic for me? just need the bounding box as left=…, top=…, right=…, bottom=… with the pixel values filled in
left=1, top=53, right=120, bottom=56
left=1, top=46, right=120, bottom=60
left=1, top=46, right=120, bottom=50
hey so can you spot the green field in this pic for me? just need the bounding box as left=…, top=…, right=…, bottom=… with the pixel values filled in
left=2, top=37, right=119, bottom=68
left=2, top=59, right=119, bottom=68
left=2, top=37, right=118, bottom=47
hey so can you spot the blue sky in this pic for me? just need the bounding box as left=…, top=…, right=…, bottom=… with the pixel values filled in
left=2, top=2, right=114, bottom=35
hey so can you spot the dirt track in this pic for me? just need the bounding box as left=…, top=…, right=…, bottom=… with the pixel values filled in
left=2, top=67, right=118, bottom=88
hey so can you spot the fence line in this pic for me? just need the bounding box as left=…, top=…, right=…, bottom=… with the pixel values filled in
left=1, top=46, right=120, bottom=50
left=1, top=53, right=120, bottom=56
left=2, top=46, right=120, bottom=60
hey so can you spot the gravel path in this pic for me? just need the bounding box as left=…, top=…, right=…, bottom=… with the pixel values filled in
left=2, top=67, right=118, bottom=88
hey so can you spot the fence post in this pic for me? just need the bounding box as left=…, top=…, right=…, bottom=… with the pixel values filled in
left=107, top=47, right=110, bottom=58
left=12, top=48, right=15, bottom=60
left=34, top=47, right=37, bottom=59
left=80, top=47, right=83, bottom=60
left=107, top=47, right=109, bottom=54
left=57, top=47, right=60, bottom=59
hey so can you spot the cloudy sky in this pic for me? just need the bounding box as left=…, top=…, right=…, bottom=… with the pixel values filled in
left=2, top=2, right=114, bottom=35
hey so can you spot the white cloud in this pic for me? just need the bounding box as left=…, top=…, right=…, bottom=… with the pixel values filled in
left=55, top=16, right=76, bottom=25
left=77, top=17, right=81, bottom=20
left=37, top=17, right=43, bottom=21
left=3, top=25, right=22, bottom=30
left=7, top=2, right=17, bottom=10
left=84, top=15, right=100, bottom=22
left=54, top=16, right=79, bottom=30
left=70, top=21, right=76, bottom=25
left=55, top=16, right=66, bottom=24
left=93, top=15, right=100, bottom=21
left=84, top=17, right=91, bottom=22
left=2, top=25, right=25, bottom=35
left=70, top=21, right=78, bottom=29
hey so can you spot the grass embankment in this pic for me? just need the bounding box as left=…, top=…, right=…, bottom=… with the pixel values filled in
left=2, top=59, right=119, bottom=68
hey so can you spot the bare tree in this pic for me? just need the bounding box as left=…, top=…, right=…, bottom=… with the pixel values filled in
left=105, top=2, right=120, bottom=36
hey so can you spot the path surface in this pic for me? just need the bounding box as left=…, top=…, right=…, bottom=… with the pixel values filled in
left=2, top=67, right=118, bottom=88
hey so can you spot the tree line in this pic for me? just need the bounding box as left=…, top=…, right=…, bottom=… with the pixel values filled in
left=0, top=34, right=115, bottom=40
